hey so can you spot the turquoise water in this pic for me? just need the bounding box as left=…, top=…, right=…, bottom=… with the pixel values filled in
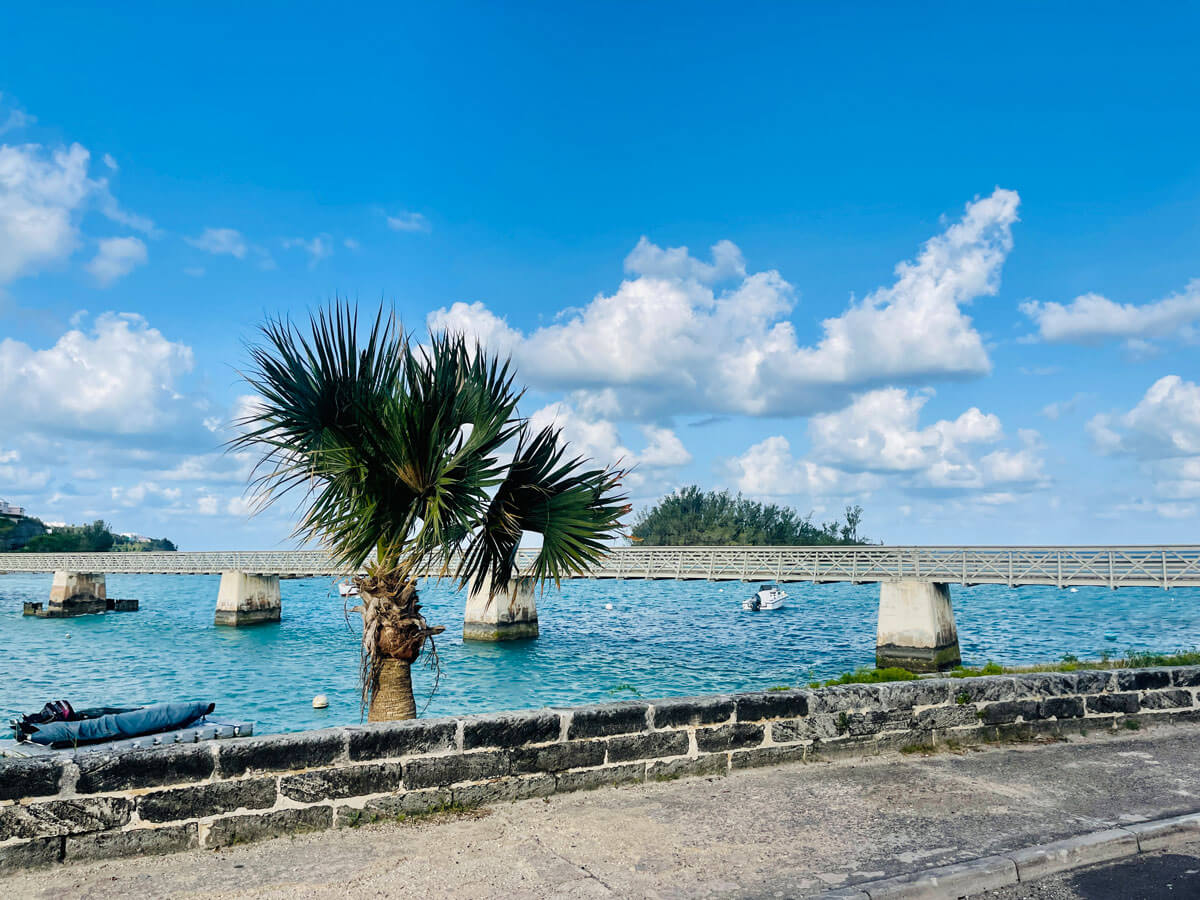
left=2, top=573, right=1197, bottom=734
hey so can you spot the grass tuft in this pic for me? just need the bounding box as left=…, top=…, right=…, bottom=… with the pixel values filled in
left=815, top=666, right=918, bottom=687
left=816, top=648, right=1200, bottom=688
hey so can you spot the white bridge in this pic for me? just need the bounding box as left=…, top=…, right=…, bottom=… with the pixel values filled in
left=6, top=546, right=1199, bottom=671
left=2, top=545, right=1200, bottom=588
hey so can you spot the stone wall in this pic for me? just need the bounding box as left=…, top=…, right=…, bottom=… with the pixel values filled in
left=3, top=665, right=1199, bottom=871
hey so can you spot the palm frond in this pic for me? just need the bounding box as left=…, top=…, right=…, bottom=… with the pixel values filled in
left=229, top=302, right=418, bottom=570
left=390, top=333, right=522, bottom=575
left=458, top=424, right=629, bottom=597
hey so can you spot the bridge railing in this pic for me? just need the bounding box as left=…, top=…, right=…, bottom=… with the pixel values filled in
left=1, top=546, right=1199, bottom=588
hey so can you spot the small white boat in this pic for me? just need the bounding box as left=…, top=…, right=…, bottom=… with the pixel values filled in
left=338, top=580, right=359, bottom=598
left=743, top=583, right=788, bottom=611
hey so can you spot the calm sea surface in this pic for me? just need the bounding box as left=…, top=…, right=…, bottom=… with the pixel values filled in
left=2, top=574, right=1197, bottom=734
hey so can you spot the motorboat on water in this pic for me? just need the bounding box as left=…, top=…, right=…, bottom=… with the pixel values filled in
left=742, top=583, right=788, bottom=611
left=338, top=580, right=359, bottom=598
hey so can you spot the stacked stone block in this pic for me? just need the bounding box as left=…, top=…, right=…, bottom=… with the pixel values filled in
left=2, top=665, right=1199, bottom=871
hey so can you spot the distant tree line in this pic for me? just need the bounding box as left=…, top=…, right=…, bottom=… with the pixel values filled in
left=630, top=486, right=870, bottom=546
left=0, top=515, right=48, bottom=552
left=2, top=517, right=177, bottom=552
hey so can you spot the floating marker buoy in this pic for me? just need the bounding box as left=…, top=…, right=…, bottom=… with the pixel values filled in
left=312, top=694, right=329, bottom=709
left=1069, top=587, right=1079, bottom=593
left=605, top=603, right=613, bottom=610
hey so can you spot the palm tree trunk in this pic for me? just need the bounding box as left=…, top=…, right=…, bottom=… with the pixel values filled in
left=369, top=657, right=416, bottom=721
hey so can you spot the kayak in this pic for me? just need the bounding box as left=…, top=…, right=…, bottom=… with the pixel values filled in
left=12, top=701, right=218, bottom=748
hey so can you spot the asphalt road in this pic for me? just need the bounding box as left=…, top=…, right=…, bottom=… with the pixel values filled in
left=978, top=844, right=1200, bottom=899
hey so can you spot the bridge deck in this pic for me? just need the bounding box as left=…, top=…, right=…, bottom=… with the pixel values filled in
left=1, top=546, right=1199, bottom=589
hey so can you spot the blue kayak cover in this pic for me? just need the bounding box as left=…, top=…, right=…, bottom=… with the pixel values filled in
left=28, top=702, right=215, bottom=747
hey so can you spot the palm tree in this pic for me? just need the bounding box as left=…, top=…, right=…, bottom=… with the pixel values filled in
left=232, top=303, right=628, bottom=721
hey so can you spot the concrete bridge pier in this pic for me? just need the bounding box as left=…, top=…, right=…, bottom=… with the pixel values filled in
left=214, top=571, right=281, bottom=626
left=463, top=574, right=538, bottom=641
left=46, top=571, right=108, bottom=616
left=876, top=578, right=961, bottom=672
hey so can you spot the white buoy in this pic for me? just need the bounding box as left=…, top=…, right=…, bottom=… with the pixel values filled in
left=1069, top=587, right=1079, bottom=593
left=605, top=603, right=613, bottom=610
left=312, top=694, right=329, bottom=709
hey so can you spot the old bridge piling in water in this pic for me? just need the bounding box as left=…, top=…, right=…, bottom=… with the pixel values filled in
left=3, top=547, right=1199, bottom=669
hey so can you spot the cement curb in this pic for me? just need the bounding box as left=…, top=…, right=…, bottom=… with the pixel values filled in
left=820, top=810, right=1200, bottom=899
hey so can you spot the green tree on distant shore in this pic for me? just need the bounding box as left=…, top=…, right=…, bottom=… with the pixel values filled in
left=113, top=533, right=178, bottom=552
left=23, top=519, right=115, bottom=552
left=631, top=486, right=870, bottom=546
left=10, top=519, right=177, bottom=552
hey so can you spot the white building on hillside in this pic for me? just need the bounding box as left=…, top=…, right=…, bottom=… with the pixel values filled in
left=0, top=499, right=25, bottom=518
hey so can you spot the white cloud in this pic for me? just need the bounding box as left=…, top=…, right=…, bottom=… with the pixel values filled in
left=637, top=425, right=692, bottom=469
left=85, top=236, right=147, bottom=286
left=283, top=234, right=333, bottom=267
left=0, top=459, right=52, bottom=491
left=102, top=153, right=118, bottom=171
left=186, top=227, right=247, bottom=259
left=183, top=266, right=205, bottom=278
left=1100, top=498, right=1198, bottom=522
left=0, top=95, right=35, bottom=135
left=0, top=142, right=92, bottom=282
left=428, top=300, right=523, bottom=358
left=386, top=211, right=430, bottom=233
left=808, top=388, right=1001, bottom=474
left=1022, top=279, right=1200, bottom=345
left=728, top=388, right=1044, bottom=499
left=428, top=189, right=1019, bottom=418
left=110, top=481, right=182, bottom=507
left=978, top=492, right=1018, bottom=506
left=153, top=452, right=253, bottom=484
left=978, top=446, right=1046, bottom=486
left=0, top=448, right=51, bottom=492
left=0, top=312, right=195, bottom=435
left=0, top=110, right=35, bottom=135
left=343, top=237, right=360, bottom=250
left=528, top=400, right=692, bottom=494
left=1089, top=376, right=1200, bottom=460
left=196, top=494, right=220, bottom=516
left=622, top=236, right=745, bottom=283
left=0, top=102, right=156, bottom=282
left=726, top=435, right=855, bottom=497
left=1150, top=457, right=1200, bottom=500
left=1088, top=375, right=1200, bottom=504
left=1041, top=393, right=1091, bottom=421
left=97, top=193, right=156, bottom=236
left=226, top=494, right=267, bottom=517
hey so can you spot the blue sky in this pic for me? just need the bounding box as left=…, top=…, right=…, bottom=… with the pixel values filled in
left=1, top=3, right=1198, bottom=549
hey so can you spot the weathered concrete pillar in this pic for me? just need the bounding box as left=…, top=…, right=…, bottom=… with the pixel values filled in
left=214, top=571, right=281, bottom=626
left=463, top=574, right=538, bottom=641
left=876, top=579, right=961, bottom=672
left=47, top=571, right=108, bottom=616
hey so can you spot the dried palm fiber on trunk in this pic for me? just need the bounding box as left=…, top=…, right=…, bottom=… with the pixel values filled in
left=359, top=572, right=443, bottom=720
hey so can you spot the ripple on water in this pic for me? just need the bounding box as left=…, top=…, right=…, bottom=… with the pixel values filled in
left=1, top=573, right=1197, bottom=734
